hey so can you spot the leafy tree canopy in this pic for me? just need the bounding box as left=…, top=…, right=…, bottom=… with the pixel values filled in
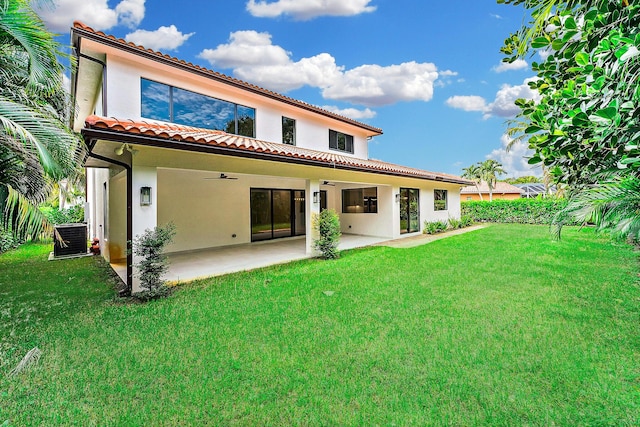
left=500, top=0, right=639, bottom=186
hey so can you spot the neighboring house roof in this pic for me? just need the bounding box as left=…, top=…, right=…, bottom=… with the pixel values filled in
left=513, top=183, right=555, bottom=196
left=460, top=181, right=524, bottom=194
left=83, top=115, right=473, bottom=185
left=71, top=21, right=382, bottom=136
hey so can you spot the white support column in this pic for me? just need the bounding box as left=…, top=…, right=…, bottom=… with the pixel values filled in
left=391, top=186, right=401, bottom=239
left=131, top=165, right=158, bottom=292
left=305, top=179, right=321, bottom=255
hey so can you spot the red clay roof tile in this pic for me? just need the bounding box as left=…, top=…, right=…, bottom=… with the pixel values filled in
left=84, top=115, right=472, bottom=185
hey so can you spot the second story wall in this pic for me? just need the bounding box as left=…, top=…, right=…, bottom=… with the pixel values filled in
left=96, top=44, right=372, bottom=159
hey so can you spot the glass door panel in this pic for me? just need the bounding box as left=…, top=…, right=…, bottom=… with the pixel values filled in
left=408, top=188, right=420, bottom=233
left=251, top=189, right=272, bottom=241
left=294, top=190, right=305, bottom=235
left=400, top=187, right=420, bottom=234
left=272, top=190, right=292, bottom=239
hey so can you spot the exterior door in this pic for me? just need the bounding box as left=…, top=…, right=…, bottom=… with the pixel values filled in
left=251, top=189, right=305, bottom=241
left=400, top=188, right=420, bottom=234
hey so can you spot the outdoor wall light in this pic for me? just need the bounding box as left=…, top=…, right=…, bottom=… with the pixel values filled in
left=313, top=191, right=320, bottom=203
left=140, top=186, right=152, bottom=206
left=395, top=193, right=400, bottom=203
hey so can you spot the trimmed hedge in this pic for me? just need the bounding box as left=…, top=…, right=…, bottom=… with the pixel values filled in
left=461, top=198, right=575, bottom=225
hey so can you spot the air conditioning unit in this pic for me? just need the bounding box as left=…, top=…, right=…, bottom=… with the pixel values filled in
left=53, top=224, right=88, bottom=257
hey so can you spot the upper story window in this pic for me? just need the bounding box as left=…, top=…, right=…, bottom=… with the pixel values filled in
left=329, top=129, right=354, bottom=154
left=282, top=117, right=296, bottom=145
left=342, top=187, right=377, bottom=213
left=434, top=189, right=448, bottom=211
left=141, top=78, right=255, bottom=137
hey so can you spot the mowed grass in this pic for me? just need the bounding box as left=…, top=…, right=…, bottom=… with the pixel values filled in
left=1, top=224, right=640, bottom=425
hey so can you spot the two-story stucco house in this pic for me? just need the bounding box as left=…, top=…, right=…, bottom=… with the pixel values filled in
left=70, top=22, right=471, bottom=294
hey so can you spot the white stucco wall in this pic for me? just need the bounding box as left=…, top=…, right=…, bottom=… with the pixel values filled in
left=102, top=54, right=370, bottom=159
left=337, top=184, right=395, bottom=238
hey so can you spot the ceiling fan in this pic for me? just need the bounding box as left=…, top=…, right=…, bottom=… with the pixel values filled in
left=322, top=181, right=335, bottom=186
left=204, top=173, right=238, bottom=180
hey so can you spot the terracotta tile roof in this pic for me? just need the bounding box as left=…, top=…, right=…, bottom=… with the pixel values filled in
left=83, top=115, right=472, bottom=185
left=461, top=181, right=524, bottom=194
left=72, top=21, right=382, bottom=136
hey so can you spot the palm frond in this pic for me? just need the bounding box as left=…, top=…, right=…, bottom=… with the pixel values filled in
left=4, top=185, right=52, bottom=240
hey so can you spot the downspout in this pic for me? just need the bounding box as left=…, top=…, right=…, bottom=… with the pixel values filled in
left=85, top=148, right=133, bottom=296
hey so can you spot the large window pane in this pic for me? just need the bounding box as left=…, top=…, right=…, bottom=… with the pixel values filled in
left=434, top=189, right=448, bottom=211
left=141, top=79, right=171, bottom=122
left=173, top=87, right=235, bottom=130
left=140, top=79, right=255, bottom=137
left=237, top=105, right=256, bottom=137
left=342, top=187, right=377, bottom=213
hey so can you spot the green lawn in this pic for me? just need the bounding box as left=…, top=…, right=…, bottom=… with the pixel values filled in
left=1, top=224, right=639, bottom=425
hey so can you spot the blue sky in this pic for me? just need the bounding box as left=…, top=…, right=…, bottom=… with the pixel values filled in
left=40, top=0, right=543, bottom=178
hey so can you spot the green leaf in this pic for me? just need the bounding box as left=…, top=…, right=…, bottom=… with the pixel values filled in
left=564, top=17, right=577, bottom=29
left=595, top=106, right=618, bottom=121
left=575, top=52, right=590, bottom=66
left=571, top=112, right=590, bottom=127
left=531, top=37, right=550, bottom=48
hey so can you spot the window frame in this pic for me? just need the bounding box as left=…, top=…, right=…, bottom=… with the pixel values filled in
left=434, top=189, right=448, bottom=211
left=282, top=116, right=296, bottom=145
left=329, top=129, right=354, bottom=154
left=140, top=78, right=255, bottom=138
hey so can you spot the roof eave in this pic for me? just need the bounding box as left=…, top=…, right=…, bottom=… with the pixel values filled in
left=82, top=126, right=468, bottom=185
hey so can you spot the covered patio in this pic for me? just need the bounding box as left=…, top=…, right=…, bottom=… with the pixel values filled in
left=112, top=233, right=401, bottom=285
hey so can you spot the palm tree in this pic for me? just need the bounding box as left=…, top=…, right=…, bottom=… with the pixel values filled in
left=552, top=174, right=640, bottom=242
left=0, top=0, right=83, bottom=240
left=461, top=163, right=484, bottom=201
left=480, top=159, right=507, bottom=202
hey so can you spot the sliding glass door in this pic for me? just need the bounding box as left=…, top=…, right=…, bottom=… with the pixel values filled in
left=251, top=189, right=305, bottom=241
left=400, top=188, right=420, bottom=234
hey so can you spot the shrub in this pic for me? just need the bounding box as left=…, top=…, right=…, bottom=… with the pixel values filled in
left=313, top=209, right=341, bottom=259
left=41, top=205, right=85, bottom=225
left=460, top=215, right=474, bottom=228
left=424, top=220, right=449, bottom=235
left=0, top=226, right=19, bottom=253
left=132, top=222, right=176, bottom=300
left=448, top=217, right=462, bottom=229
left=461, top=198, right=577, bottom=225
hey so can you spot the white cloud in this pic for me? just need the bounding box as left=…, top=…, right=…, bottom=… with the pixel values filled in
left=445, top=95, right=486, bottom=112
left=322, top=62, right=438, bottom=106
left=199, top=31, right=291, bottom=68
left=538, top=49, right=552, bottom=61
left=487, top=134, right=541, bottom=178
left=198, top=30, right=443, bottom=107
left=490, top=13, right=503, bottom=19
left=484, top=78, right=540, bottom=118
left=37, top=0, right=145, bottom=32
left=246, top=0, right=376, bottom=20
left=321, top=106, right=376, bottom=120
left=493, top=59, right=528, bottom=73
left=446, top=78, right=541, bottom=119
left=115, top=0, right=145, bottom=28
left=125, top=25, right=194, bottom=51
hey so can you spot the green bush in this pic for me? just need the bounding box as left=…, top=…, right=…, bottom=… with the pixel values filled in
left=460, top=215, right=474, bottom=228
left=0, top=226, right=20, bottom=253
left=313, top=209, right=341, bottom=259
left=132, top=222, right=176, bottom=301
left=424, top=220, right=449, bottom=235
left=461, top=198, right=577, bottom=225
left=448, top=217, right=462, bottom=229
left=40, top=205, right=85, bottom=225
